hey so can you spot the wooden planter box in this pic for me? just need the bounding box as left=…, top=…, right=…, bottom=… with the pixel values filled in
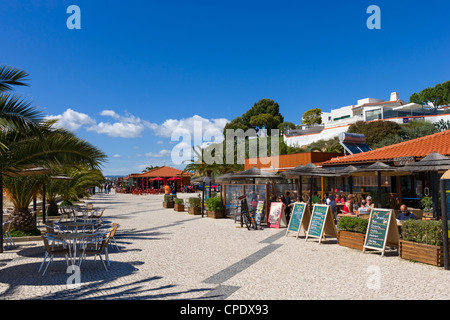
left=188, top=207, right=201, bottom=215
left=337, top=230, right=366, bottom=251
left=399, top=240, right=450, bottom=267
left=207, top=209, right=224, bottom=219
left=174, top=204, right=185, bottom=212
left=163, top=201, right=174, bottom=208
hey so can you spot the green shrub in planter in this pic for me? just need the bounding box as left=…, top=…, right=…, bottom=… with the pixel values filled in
left=188, top=197, right=201, bottom=208
left=401, top=220, right=443, bottom=246
left=10, top=227, right=41, bottom=237
left=205, top=196, right=223, bottom=211
left=174, top=198, right=184, bottom=205
left=337, top=216, right=368, bottom=234
left=164, top=195, right=176, bottom=202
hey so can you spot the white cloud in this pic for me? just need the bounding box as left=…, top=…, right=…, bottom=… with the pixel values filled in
left=45, top=110, right=229, bottom=146
left=150, top=115, right=229, bottom=144
left=87, top=110, right=154, bottom=138
left=113, top=154, right=121, bottom=158
left=45, top=108, right=96, bottom=131
left=100, top=110, right=121, bottom=119
left=145, top=149, right=172, bottom=158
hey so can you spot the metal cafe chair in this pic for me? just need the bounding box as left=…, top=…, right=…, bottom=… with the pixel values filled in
left=38, top=233, right=72, bottom=276
left=2, top=220, right=15, bottom=249
left=77, top=232, right=111, bottom=271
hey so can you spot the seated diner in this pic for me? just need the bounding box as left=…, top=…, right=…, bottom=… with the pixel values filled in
left=396, top=204, right=417, bottom=221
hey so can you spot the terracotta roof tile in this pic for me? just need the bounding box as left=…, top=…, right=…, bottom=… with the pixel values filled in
left=137, top=166, right=191, bottom=178
left=322, top=130, right=450, bottom=166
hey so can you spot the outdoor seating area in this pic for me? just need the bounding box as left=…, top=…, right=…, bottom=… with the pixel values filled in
left=37, top=204, right=119, bottom=275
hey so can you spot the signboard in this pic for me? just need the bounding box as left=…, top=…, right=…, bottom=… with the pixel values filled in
left=267, top=202, right=286, bottom=228
left=363, top=208, right=399, bottom=256
left=305, top=204, right=337, bottom=244
left=286, top=202, right=310, bottom=238
left=255, top=200, right=265, bottom=226
left=393, top=156, right=415, bottom=166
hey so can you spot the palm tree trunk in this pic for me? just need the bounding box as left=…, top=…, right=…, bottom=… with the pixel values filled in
left=10, top=208, right=36, bottom=231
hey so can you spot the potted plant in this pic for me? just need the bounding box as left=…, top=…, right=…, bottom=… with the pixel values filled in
left=337, top=216, right=368, bottom=250
left=188, top=197, right=201, bottom=215
left=174, top=198, right=185, bottom=212
left=163, top=194, right=176, bottom=208
left=399, top=220, right=449, bottom=267
left=205, top=196, right=224, bottom=219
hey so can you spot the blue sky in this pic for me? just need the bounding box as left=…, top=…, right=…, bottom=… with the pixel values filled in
left=1, top=0, right=449, bottom=175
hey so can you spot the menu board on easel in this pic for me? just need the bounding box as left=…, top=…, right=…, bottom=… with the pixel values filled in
left=255, top=200, right=265, bottom=226
left=363, top=208, right=399, bottom=256
left=286, top=202, right=310, bottom=238
left=267, top=202, right=286, bottom=228
left=305, top=204, right=337, bottom=244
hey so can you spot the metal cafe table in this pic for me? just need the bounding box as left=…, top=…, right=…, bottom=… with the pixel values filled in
left=53, top=221, right=98, bottom=265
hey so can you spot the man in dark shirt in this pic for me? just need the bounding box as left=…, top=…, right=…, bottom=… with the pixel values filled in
left=396, top=204, right=417, bottom=221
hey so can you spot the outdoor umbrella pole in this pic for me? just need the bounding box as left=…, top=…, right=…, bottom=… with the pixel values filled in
left=0, top=175, right=3, bottom=253
left=377, top=171, right=382, bottom=208
left=42, top=184, right=46, bottom=225
left=439, top=178, right=449, bottom=270
left=309, top=175, right=313, bottom=209
left=432, top=171, right=439, bottom=219
left=349, top=176, right=353, bottom=195
left=201, top=181, right=205, bottom=218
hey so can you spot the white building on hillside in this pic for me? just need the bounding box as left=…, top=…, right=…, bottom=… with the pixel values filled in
left=284, top=92, right=450, bottom=148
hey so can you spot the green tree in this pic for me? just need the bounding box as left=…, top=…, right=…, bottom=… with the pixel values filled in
left=2, top=122, right=106, bottom=231
left=0, top=65, right=106, bottom=231
left=43, top=167, right=105, bottom=216
left=223, top=98, right=284, bottom=134
left=277, top=121, right=296, bottom=136
left=409, top=81, right=450, bottom=109
left=249, top=113, right=279, bottom=131
left=142, top=165, right=160, bottom=173
left=301, top=108, right=322, bottom=126
left=348, top=121, right=402, bottom=148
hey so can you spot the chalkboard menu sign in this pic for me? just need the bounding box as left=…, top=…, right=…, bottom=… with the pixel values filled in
left=286, top=202, right=310, bottom=238
left=305, top=204, right=337, bottom=244
left=363, top=208, right=399, bottom=256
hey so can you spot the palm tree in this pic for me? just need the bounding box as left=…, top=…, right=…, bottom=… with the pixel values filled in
left=182, top=146, right=221, bottom=178
left=2, top=122, right=107, bottom=230
left=0, top=65, right=29, bottom=93
left=44, top=167, right=105, bottom=215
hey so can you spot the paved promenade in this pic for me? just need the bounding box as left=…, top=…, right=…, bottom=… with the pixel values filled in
left=1, top=191, right=450, bottom=300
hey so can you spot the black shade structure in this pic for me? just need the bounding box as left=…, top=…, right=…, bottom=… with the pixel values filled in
left=334, top=165, right=359, bottom=195
left=214, top=172, right=235, bottom=184
left=440, top=169, right=450, bottom=270
left=350, top=161, right=411, bottom=208
left=282, top=162, right=337, bottom=208
left=191, top=176, right=213, bottom=218
left=231, top=167, right=283, bottom=181
left=400, top=152, right=450, bottom=219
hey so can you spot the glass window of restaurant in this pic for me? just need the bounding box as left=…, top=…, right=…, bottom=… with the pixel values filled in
left=224, top=184, right=244, bottom=218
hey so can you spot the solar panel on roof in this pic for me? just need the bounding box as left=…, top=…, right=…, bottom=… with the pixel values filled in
left=338, top=133, right=372, bottom=155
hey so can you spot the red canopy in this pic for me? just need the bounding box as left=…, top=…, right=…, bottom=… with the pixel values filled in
left=151, top=177, right=165, bottom=181
left=167, top=176, right=182, bottom=181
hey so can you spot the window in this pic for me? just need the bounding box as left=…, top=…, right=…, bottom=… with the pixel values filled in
left=365, top=109, right=382, bottom=121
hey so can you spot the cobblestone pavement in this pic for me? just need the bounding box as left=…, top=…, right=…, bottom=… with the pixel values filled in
left=1, top=191, right=450, bottom=300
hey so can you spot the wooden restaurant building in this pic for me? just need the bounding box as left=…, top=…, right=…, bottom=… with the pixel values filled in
left=117, top=166, right=191, bottom=193
left=224, top=130, right=450, bottom=219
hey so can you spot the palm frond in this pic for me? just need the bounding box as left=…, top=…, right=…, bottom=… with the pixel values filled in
left=0, top=65, right=30, bottom=93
